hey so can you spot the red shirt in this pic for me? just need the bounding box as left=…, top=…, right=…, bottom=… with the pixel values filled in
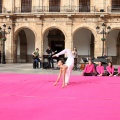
left=118, top=66, right=120, bottom=73
left=106, top=66, right=114, bottom=74
left=96, top=66, right=104, bottom=74
left=84, top=64, right=95, bottom=73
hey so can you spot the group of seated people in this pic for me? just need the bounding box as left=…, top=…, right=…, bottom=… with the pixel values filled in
left=83, top=60, right=120, bottom=76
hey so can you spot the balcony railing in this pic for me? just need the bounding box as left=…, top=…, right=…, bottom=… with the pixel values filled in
left=15, top=6, right=95, bottom=13
left=108, top=5, right=120, bottom=12
left=0, top=7, right=7, bottom=14
left=15, top=6, right=32, bottom=13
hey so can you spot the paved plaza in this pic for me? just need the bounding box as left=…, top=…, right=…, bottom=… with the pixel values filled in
left=0, top=63, right=119, bottom=75
left=0, top=63, right=82, bottom=75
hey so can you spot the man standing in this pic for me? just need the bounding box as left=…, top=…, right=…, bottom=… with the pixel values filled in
left=46, top=46, right=54, bottom=69
left=0, top=51, right=1, bottom=63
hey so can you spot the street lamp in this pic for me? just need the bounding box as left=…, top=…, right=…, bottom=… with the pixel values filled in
left=96, top=23, right=111, bottom=56
left=0, top=24, right=11, bottom=64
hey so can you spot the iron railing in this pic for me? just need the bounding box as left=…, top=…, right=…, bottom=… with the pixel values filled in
left=0, top=7, right=7, bottom=14
left=15, top=6, right=95, bottom=13
left=108, top=5, right=120, bottom=12
left=15, top=6, right=32, bottom=13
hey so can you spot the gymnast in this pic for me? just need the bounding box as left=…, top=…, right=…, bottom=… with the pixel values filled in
left=52, top=49, right=74, bottom=88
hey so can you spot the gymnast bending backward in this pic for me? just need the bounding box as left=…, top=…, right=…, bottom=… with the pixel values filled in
left=52, top=49, right=75, bottom=88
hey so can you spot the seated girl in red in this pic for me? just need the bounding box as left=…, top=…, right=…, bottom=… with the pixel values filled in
left=96, top=61, right=105, bottom=76
left=118, top=66, right=120, bottom=76
left=115, top=66, right=120, bottom=76
left=83, top=60, right=96, bottom=76
left=106, top=62, right=115, bottom=76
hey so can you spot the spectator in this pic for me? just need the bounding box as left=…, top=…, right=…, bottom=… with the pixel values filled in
left=118, top=66, right=120, bottom=76
left=46, top=46, right=54, bottom=69
left=83, top=60, right=96, bottom=76
left=72, top=47, right=78, bottom=70
left=96, top=61, right=105, bottom=76
left=115, top=66, right=120, bottom=76
left=106, top=62, right=115, bottom=76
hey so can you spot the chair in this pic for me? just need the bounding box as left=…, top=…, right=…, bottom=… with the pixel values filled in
left=82, top=57, right=88, bottom=63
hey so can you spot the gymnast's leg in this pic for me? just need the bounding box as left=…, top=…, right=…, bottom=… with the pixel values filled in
left=65, top=65, right=73, bottom=85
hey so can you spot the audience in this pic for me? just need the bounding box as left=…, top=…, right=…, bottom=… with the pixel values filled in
left=115, top=66, right=120, bottom=76
left=118, top=66, right=120, bottom=76
left=82, top=59, right=120, bottom=77
left=106, top=62, right=115, bottom=76
left=83, top=60, right=96, bottom=76
left=96, top=61, right=105, bottom=76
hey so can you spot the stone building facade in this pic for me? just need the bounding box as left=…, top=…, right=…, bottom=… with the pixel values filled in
left=0, top=0, right=120, bottom=64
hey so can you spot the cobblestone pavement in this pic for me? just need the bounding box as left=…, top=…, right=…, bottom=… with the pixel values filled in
left=0, top=63, right=82, bottom=75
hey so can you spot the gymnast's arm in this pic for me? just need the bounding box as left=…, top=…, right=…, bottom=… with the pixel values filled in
left=54, top=68, right=62, bottom=86
left=52, top=49, right=68, bottom=57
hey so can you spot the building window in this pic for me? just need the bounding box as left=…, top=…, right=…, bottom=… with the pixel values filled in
left=112, top=0, right=120, bottom=11
left=0, top=0, right=2, bottom=13
left=112, top=0, right=120, bottom=5
left=21, top=0, right=32, bottom=12
left=79, top=0, right=90, bottom=12
left=49, top=0, right=60, bottom=12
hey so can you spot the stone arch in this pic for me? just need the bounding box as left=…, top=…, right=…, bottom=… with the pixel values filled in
left=42, top=27, right=65, bottom=55
left=106, top=28, right=120, bottom=64
left=73, top=26, right=95, bottom=61
left=14, top=26, right=37, bottom=41
left=117, top=32, right=120, bottom=64
left=72, top=26, right=96, bottom=38
left=13, top=27, right=36, bottom=63
left=42, top=26, right=67, bottom=40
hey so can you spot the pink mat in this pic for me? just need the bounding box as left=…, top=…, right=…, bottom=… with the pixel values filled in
left=0, top=73, right=120, bottom=120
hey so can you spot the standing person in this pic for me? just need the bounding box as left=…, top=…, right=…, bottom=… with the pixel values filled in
left=0, top=50, right=1, bottom=63
left=106, top=62, right=115, bottom=76
left=102, top=52, right=107, bottom=58
left=96, top=61, right=105, bottom=76
left=46, top=46, right=54, bottom=69
left=52, top=49, right=74, bottom=88
left=83, top=59, right=96, bottom=76
left=32, top=48, right=42, bottom=69
left=72, top=47, right=78, bottom=70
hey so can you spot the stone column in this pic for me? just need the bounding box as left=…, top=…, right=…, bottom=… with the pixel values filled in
left=5, top=17, right=15, bottom=63
left=35, top=18, right=43, bottom=57
left=94, top=34, right=103, bottom=57
left=65, top=20, right=73, bottom=51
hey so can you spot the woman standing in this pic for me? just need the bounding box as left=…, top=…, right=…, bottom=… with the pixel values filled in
left=72, top=47, right=78, bottom=70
